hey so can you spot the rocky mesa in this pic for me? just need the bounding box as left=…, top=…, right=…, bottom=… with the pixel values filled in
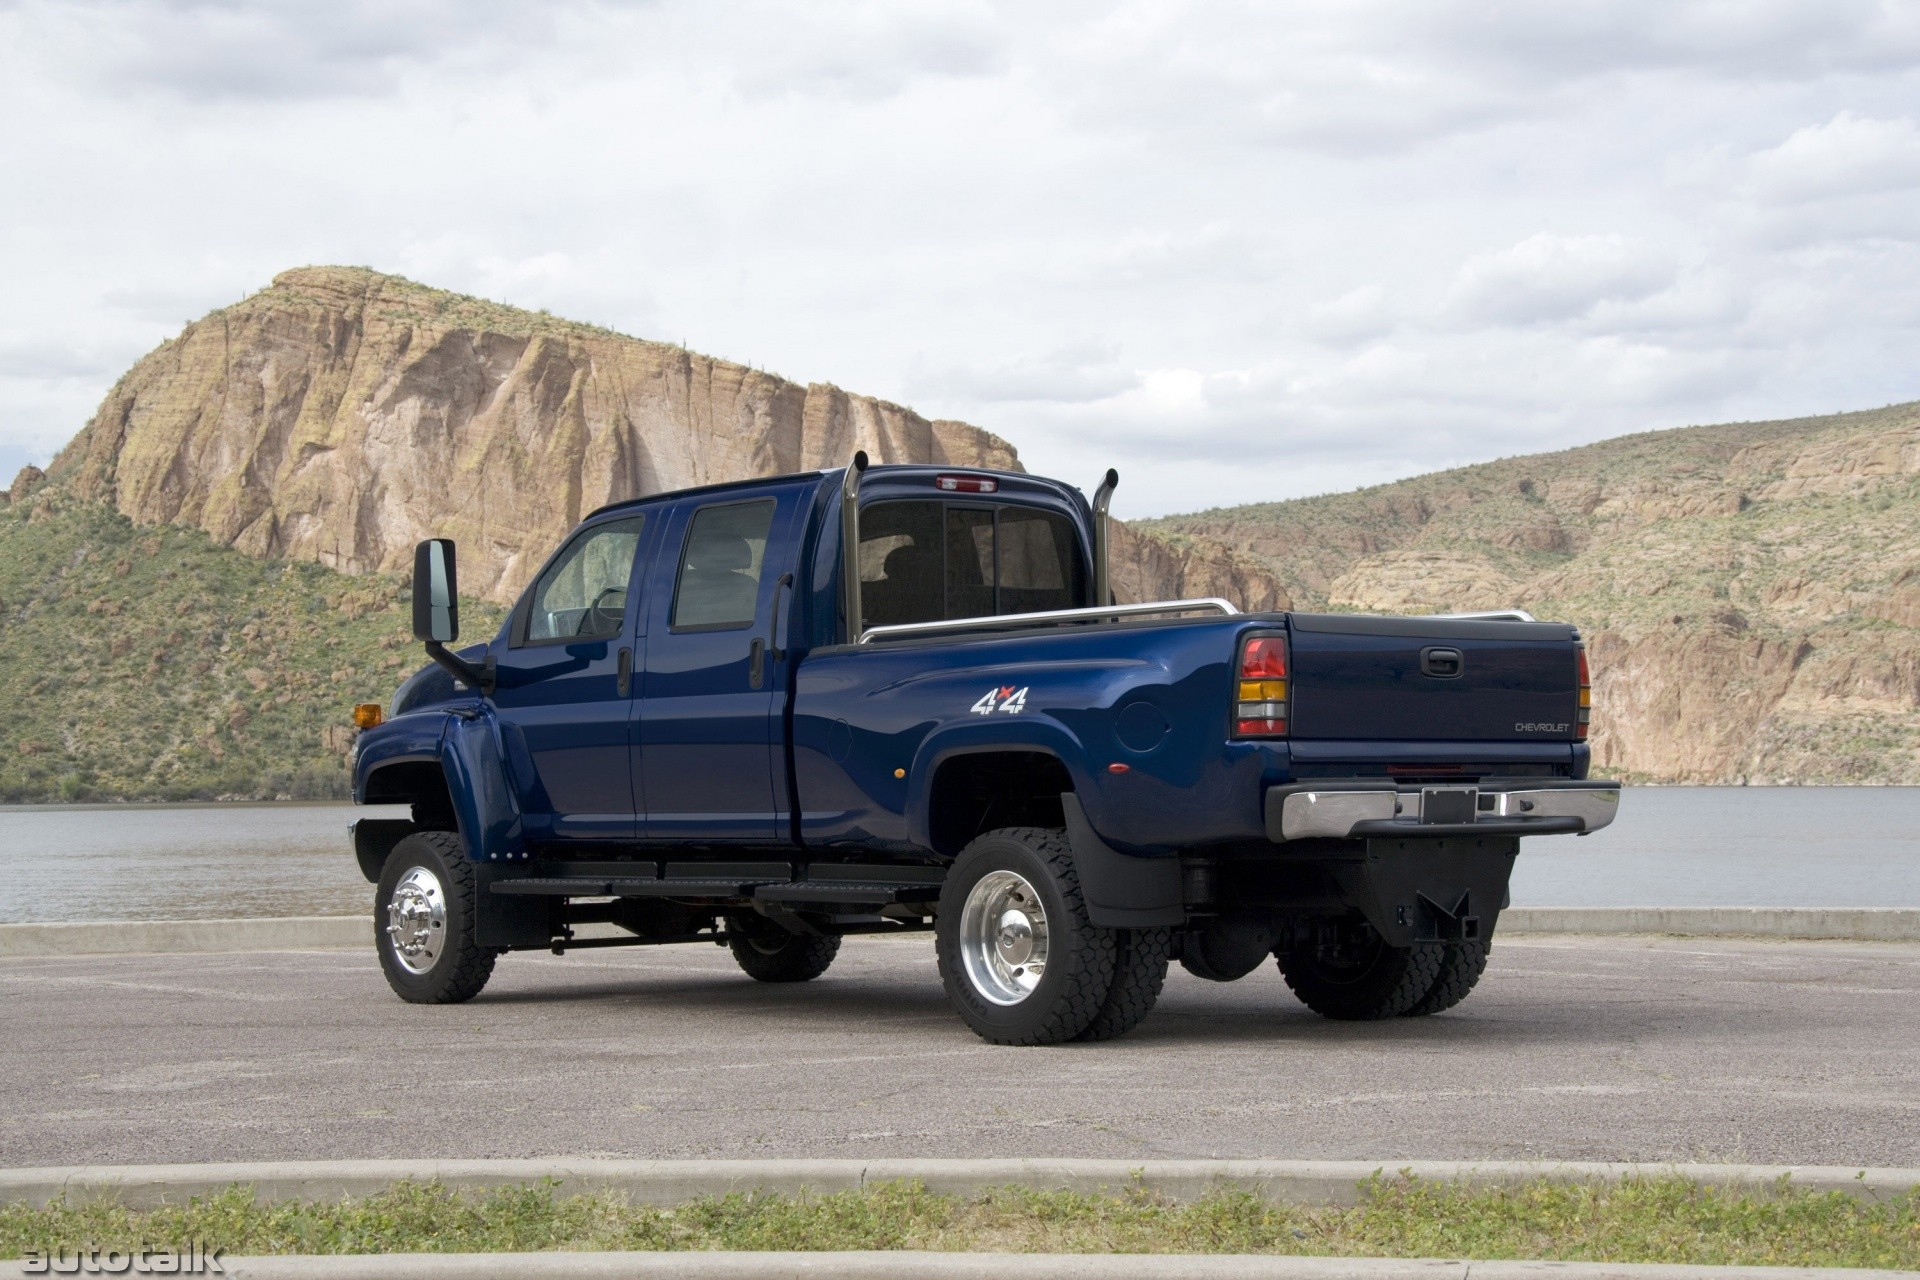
left=13, top=263, right=1920, bottom=794
left=52, top=266, right=1280, bottom=608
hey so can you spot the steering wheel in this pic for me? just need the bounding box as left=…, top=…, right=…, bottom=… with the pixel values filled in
left=586, top=586, right=626, bottom=635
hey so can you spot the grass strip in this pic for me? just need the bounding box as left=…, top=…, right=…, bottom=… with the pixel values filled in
left=2, top=1176, right=1918, bottom=1269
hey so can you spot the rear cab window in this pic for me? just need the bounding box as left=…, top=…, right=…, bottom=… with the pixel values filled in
left=859, top=499, right=1085, bottom=631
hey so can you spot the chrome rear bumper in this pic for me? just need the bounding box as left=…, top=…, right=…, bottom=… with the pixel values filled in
left=1266, top=780, right=1620, bottom=842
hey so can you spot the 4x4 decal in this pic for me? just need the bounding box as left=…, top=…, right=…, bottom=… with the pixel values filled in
left=969, top=685, right=1029, bottom=715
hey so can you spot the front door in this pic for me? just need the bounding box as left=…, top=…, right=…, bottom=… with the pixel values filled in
left=490, top=513, right=649, bottom=845
left=638, top=487, right=804, bottom=843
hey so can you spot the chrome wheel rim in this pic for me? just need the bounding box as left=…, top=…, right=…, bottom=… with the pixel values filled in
left=385, top=865, right=446, bottom=975
left=960, top=869, right=1050, bottom=1006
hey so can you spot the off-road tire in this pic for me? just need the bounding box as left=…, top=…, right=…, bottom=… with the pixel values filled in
left=375, top=830, right=500, bottom=1004
left=729, top=932, right=842, bottom=982
left=1276, top=926, right=1445, bottom=1021
left=1402, top=940, right=1489, bottom=1016
left=936, top=827, right=1118, bottom=1045
left=1076, top=926, right=1172, bottom=1041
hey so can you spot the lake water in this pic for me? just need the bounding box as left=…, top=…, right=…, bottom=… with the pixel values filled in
left=1, top=787, right=1917, bottom=923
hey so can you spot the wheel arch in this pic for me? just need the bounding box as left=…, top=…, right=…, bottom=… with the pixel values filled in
left=917, top=745, right=1078, bottom=858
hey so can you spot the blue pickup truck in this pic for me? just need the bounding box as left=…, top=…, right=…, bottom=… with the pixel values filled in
left=348, top=455, right=1618, bottom=1044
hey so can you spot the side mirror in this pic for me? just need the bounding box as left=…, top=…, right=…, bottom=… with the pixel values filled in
left=412, top=539, right=460, bottom=644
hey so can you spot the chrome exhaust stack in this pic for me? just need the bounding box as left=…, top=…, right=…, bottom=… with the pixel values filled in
left=840, top=450, right=870, bottom=641
left=1092, top=468, right=1119, bottom=607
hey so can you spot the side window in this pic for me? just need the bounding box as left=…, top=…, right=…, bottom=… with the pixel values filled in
left=524, top=515, right=646, bottom=643
left=672, top=500, right=776, bottom=630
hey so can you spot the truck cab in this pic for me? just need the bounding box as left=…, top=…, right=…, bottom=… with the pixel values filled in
left=351, top=457, right=1617, bottom=1044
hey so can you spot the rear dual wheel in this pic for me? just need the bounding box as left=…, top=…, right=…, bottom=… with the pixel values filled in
left=936, top=827, right=1167, bottom=1045
left=1275, top=920, right=1488, bottom=1020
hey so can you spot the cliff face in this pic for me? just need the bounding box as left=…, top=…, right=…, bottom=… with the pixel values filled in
left=54, top=266, right=1278, bottom=608
left=51, top=263, right=1920, bottom=784
left=1143, top=402, right=1920, bottom=783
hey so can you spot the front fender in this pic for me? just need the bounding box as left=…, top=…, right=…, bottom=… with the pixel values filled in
left=352, top=711, right=451, bottom=802
left=441, top=709, right=527, bottom=862
left=354, top=707, right=526, bottom=862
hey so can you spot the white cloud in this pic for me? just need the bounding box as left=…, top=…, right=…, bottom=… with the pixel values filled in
left=1448, top=234, right=1678, bottom=327
left=1, top=0, right=1919, bottom=520
left=1746, top=111, right=1920, bottom=204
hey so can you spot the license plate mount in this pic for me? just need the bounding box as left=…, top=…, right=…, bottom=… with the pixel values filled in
left=1420, top=787, right=1479, bottom=825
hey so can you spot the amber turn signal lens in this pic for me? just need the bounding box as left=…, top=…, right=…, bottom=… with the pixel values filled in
left=352, top=703, right=384, bottom=729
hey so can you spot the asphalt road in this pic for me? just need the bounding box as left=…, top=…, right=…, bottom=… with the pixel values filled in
left=4, top=934, right=1918, bottom=1168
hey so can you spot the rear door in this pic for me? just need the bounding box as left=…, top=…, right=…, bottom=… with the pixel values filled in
left=1286, top=613, right=1579, bottom=742
left=637, top=482, right=811, bottom=843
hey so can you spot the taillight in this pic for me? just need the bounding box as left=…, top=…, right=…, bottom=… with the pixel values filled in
left=1234, top=632, right=1289, bottom=737
left=1575, top=643, right=1591, bottom=740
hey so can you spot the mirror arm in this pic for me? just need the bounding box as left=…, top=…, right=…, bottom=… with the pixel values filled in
left=424, top=641, right=495, bottom=696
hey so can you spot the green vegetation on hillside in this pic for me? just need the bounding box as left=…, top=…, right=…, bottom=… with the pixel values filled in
left=4, top=1177, right=1917, bottom=1267
left=0, top=485, right=503, bottom=803
left=1140, top=401, right=1920, bottom=631
left=270, top=265, right=642, bottom=345
left=1140, top=401, right=1920, bottom=783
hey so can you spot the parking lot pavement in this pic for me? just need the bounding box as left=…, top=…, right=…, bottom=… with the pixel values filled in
left=4, top=933, right=1918, bottom=1169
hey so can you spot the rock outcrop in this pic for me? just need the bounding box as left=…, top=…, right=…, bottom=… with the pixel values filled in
left=1143, top=402, right=1920, bottom=783
left=47, top=263, right=1920, bottom=783
left=53, top=266, right=1277, bottom=607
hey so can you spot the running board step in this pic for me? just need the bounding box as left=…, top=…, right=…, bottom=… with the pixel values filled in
left=754, top=881, right=942, bottom=906
left=491, top=863, right=947, bottom=905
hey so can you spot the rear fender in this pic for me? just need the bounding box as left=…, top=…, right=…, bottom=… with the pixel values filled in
left=908, top=720, right=1183, bottom=928
left=905, top=717, right=1093, bottom=850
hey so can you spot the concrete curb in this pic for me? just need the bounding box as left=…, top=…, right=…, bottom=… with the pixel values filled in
left=4, top=1158, right=1915, bottom=1210
left=5, top=908, right=1920, bottom=956
left=1500, top=907, right=1920, bottom=941
left=0, top=1253, right=1906, bottom=1280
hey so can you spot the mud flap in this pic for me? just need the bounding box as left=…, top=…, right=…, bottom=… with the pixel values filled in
left=1329, top=835, right=1519, bottom=949
left=1062, top=793, right=1184, bottom=928
left=350, top=818, right=416, bottom=884
left=473, top=862, right=555, bottom=948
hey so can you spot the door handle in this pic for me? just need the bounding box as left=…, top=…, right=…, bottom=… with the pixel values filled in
left=749, top=638, right=765, bottom=690
left=769, top=573, right=793, bottom=660
left=617, top=646, right=632, bottom=697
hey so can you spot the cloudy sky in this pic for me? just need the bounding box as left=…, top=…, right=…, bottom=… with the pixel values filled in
left=3, top=1, right=1919, bottom=518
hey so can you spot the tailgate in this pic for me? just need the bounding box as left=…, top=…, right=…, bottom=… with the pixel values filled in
left=1287, top=613, right=1578, bottom=742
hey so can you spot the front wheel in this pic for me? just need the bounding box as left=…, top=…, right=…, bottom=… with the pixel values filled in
left=936, top=827, right=1117, bottom=1045
left=729, top=931, right=841, bottom=982
left=375, top=830, right=499, bottom=1004
left=1275, top=919, right=1443, bottom=1021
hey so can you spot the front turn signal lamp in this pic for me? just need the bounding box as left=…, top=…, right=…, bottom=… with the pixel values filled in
left=352, top=703, right=384, bottom=729
left=1233, top=632, right=1290, bottom=737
